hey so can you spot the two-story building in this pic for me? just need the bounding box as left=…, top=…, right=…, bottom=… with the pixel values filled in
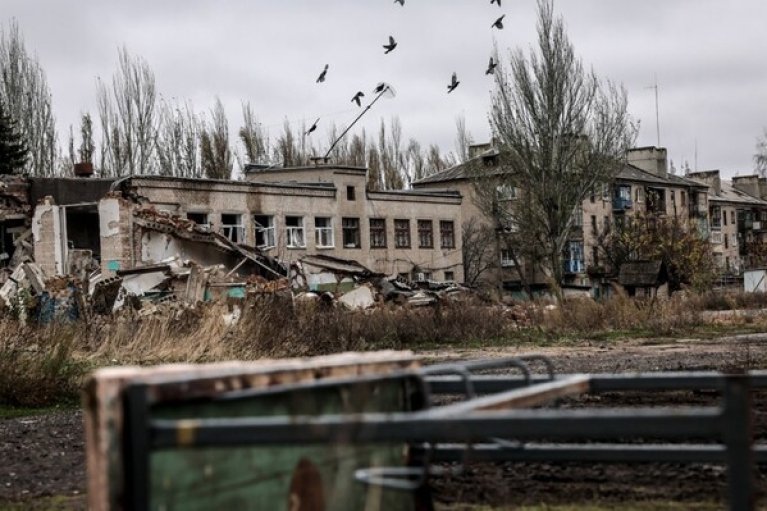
left=31, top=165, right=466, bottom=283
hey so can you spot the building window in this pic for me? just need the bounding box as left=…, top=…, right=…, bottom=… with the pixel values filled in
left=346, top=186, right=356, bottom=201
left=221, top=213, right=244, bottom=243
left=681, top=191, right=687, bottom=207
left=395, top=219, right=411, bottom=248
left=590, top=215, right=597, bottom=235
left=414, top=271, right=431, bottom=282
left=572, top=204, right=583, bottom=227
left=592, top=246, right=599, bottom=266
left=186, top=212, right=209, bottom=229
left=369, top=218, right=386, bottom=248
left=670, top=190, right=675, bottom=205
left=285, top=216, right=305, bottom=248
left=440, top=220, right=455, bottom=249
left=417, top=220, right=433, bottom=248
left=565, top=241, right=584, bottom=273
left=444, top=271, right=455, bottom=282
left=315, top=217, right=334, bottom=248
left=496, top=184, right=518, bottom=201
left=603, top=216, right=610, bottom=231
left=731, top=211, right=735, bottom=224
left=254, top=215, right=275, bottom=249
left=500, top=249, right=515, bottom=267
left=342, top=217, right=361, bottom=248
left=723, top=209, right=727, bottom=226
left=602, top=183, right=610, bottom=200
left=724, top=233, right=729, bottom=249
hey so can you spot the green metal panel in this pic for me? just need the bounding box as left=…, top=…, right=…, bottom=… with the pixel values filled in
left=148, top=376, right=422, bottom=510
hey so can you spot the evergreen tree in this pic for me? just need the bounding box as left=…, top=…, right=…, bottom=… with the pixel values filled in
left=0, top=99, right=28, bottom=174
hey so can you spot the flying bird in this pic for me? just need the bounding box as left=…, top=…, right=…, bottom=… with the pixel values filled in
left=491, top=0, right=501, bottom=5
left=394, top=0, right=404, bottom=5
left=485, top=57, right=497, bottom=75
left=373, top=83, right=388, bottom=94
left=316, top=64, right=328, bottom=83
left=305, top=118, right=320, bottom=135
left=351, top=91, right=365, bottom=107
left=383, top=36, right=398, bottom=54
left=447, top=72, right=460, bottom=93
left=492, top=15, right=505, bottom=29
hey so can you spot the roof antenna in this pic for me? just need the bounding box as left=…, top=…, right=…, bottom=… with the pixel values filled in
left=324, top=83, right=396, bottom=160
left=645, top=74, right=660, bottom=147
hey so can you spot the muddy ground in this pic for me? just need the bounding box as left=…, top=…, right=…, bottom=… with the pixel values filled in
left=2, top=334, right=767, bottom=509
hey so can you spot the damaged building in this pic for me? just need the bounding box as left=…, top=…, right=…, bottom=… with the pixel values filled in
left=11, top=163, right=463, bottom=313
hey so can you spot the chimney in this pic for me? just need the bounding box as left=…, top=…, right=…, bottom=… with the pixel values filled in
left=687, top=170, right=721, bottom=196
left=732, top=175, right=761, bottom=199
left=627, top=147, right=668, bottom=178
left=73, top=162, right=94, bottom=178
left=468, top=142, right=492, bottom=159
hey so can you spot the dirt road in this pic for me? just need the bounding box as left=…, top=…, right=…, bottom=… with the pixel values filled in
left=2, top=334, right=767, bottom=509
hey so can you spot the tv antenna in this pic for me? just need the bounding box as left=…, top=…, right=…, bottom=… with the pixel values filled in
left=324, top=83, right=396, bottom=159
left=645, top=74, right=660, bottom=147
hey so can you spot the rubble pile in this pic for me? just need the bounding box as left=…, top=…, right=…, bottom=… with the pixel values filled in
left=0, top=207, right=476, bottom=324
left=291, top=254, right=473, bottom=310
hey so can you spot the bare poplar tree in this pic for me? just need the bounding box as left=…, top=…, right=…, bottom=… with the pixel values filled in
left=454, top=114, right=473, bottom=163
left=156, top=99, right=202, bottom=177
left=366, top=144, right=382, bottom=190
left=461, top=218, right=499, bottom=286
left=756, top=128, right=767, bottom=176
left=238, top=101, right=269, bottom=167
left=275, top=119, right=300, bottom=167
left=475, top=0, right=635, bottom=296
left=0, top=20, right=57, bottom=176
left=200, top=97, right=233, bottom=180
left=79, top=113, right=95, bottom=164
left=347, top=131, right=367, bottom=167
left=97, top=47, right=158, bottom=176
left=404, top=139, right=426, bottom=185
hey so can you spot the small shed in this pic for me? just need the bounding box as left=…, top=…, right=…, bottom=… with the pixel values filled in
left=744, top=268, right=767, bottom=293
left=618, top=260, right=668, bottom=297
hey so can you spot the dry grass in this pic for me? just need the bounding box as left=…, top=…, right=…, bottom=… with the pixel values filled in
left=3, top=289, right=767, bottom=407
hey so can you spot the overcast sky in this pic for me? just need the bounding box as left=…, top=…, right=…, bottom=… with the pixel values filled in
left=4, top=1, right=767, bottom=178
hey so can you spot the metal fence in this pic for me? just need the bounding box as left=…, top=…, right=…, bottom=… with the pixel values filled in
left=121, top=356, right=766, bottom=510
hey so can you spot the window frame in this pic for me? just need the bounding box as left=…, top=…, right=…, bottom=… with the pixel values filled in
left=253, top=214, right=276, bottom=249
left=440, top=220, right=455, bottom=249
left=394, top=219, right=411, bottom=249
left=342, top=217, right=361, bottom=248
left=186, top=211, right=210, bottom=230
left=314, top=217, right=334, bottom=249
left=285, top=215, right=306, bottom=249
left=369, top=218, right=387, bottom=248
left=417, top=219, right=433, bottom=249
left=220, top=213, right=244, bottom=244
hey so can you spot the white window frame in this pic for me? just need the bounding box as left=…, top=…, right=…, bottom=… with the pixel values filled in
left=221, top=213, right=244, bottom=244
left=500, top=249, right=516, bottom=267
left=315, top=217, right=334, bottom=248
left=285, top=216, right=306, bottom=248
left=710, top=231, right=723, bottom=244
left=254, top=215, right=275, bottom=249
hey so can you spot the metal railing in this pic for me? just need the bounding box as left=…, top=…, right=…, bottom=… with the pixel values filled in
left=120, top=358, right=766, bottom=510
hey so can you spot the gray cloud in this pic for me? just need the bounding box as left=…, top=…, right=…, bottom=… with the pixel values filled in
left=4, top=0, right=767, bottom=176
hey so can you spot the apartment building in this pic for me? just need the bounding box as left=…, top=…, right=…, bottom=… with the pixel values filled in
left=578, top=147, right=709, bottom=277
left=687, top=171, right=767, bottom=273
left=31, top=165, right=465, bottom=282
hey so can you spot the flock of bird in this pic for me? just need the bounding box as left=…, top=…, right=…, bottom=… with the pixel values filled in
left=305, top=0, right=508, bottom=136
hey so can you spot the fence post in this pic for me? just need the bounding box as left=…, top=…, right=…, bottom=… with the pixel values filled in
left=722, top=375, right=754, bottom=511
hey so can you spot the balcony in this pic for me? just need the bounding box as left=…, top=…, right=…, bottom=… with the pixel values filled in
left=612, top=197, right=633, bottom=211
left=563, top=260, right=585, bottom=274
